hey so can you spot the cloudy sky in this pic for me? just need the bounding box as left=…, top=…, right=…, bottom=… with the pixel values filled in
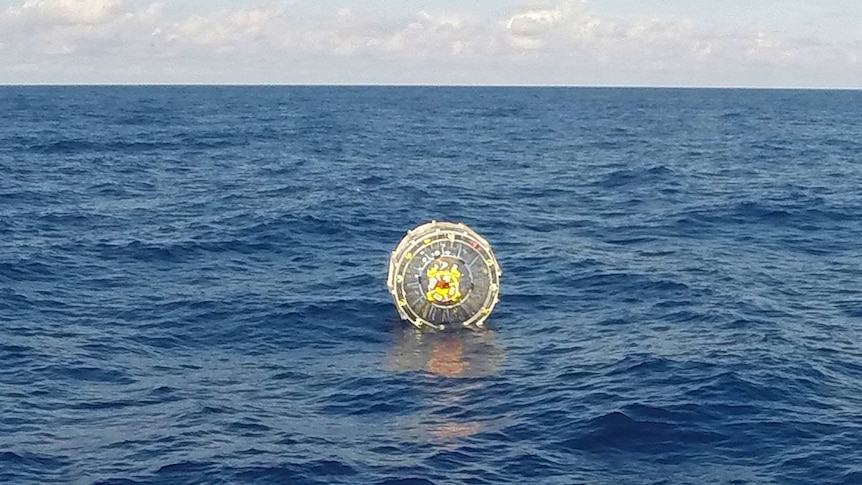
left=1, top=0, right=860, bottom=87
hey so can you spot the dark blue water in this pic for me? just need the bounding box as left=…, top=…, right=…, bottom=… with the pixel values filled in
left=2, top=86, right=862, bottom=484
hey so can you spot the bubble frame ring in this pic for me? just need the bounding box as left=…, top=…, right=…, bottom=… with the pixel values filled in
left=387, top=221, right=501, bottom=330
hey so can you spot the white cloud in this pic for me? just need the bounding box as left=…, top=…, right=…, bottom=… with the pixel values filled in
left=1, top=0, right=161, bottom=56
left=0, top=0, right=860, bottom=85
left=256, top=9, right=492, bottom=60
left=164, top=7, right=284, bottom=53
left=494, top=1, right=858, bottom=80
left=8, top=0, right=123, bottom=25
left=504, top=1, right=604, bottom=51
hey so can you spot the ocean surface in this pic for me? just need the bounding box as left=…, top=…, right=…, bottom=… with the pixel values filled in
left=1, top=86, right=861, bottom=485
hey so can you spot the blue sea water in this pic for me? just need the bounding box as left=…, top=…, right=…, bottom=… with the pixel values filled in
left=1, top=85, right=862, bottom=485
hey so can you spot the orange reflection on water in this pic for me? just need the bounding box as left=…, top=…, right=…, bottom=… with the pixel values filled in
left=431, top=421, right=482, bottom=442
left=426, top=338, right=469, bottom=377
left=387, top=325, right=506, bottom=449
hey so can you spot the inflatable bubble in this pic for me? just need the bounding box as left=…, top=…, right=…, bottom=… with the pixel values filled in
left=387, top=221, right=501, bottom=330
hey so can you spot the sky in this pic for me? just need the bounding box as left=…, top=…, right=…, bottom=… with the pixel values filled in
left=0, top=0, right=860, bottom=87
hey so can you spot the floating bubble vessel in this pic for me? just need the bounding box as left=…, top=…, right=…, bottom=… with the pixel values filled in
left=387, top=221, right=501, bottom=330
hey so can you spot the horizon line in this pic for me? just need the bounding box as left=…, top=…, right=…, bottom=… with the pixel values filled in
left=0, top=82, right=860, bottom=91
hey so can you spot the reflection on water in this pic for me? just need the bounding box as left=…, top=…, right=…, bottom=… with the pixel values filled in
left=386, top=324, right=506, bottom=448
left=386, top=324, right=505, bottom=378
left=430, top=421, right=483, bottom=441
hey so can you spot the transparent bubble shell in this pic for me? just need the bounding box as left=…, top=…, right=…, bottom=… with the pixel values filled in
left=387, top=221, right=502, bottom=330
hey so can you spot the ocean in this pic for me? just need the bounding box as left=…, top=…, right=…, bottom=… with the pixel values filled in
left=1, top=86, right=861, bottom=484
